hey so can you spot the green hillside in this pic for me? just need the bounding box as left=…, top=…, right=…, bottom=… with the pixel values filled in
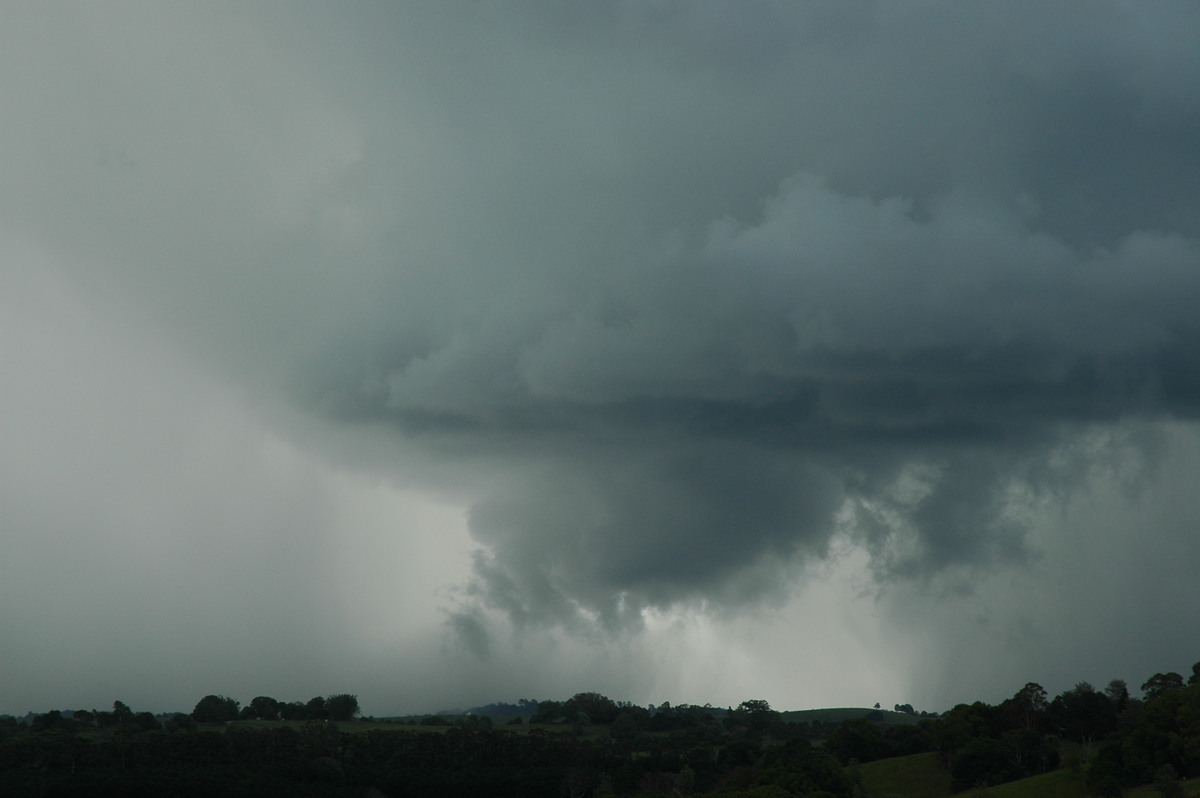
left=857, top=752, right=951, bottom=798
left=779, top=707, right=922, bottom=725
left=959, top=767, right=1089, bottom=798
left=858, top=752, right=1200, bottom=798
left=1125, top=777, right=1200, bottom=797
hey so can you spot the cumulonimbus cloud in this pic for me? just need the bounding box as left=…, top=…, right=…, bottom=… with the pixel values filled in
left=7, top=2, right=1200, bottom=644
left=352, top=172, right=1200, bottom=632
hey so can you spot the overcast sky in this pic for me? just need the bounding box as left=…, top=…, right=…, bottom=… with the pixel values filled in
left=3, top=1, right=1200, bottom=717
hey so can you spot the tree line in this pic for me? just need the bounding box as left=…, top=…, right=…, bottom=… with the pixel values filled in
left=190, top=693, right=360, bottom=723
left=2, top=661, right=1200, bottom=795
left=811, top=663, right=1200, bottom=794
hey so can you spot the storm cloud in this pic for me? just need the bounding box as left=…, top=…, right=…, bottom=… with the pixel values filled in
left=3, top=2, right=1200, bottom=714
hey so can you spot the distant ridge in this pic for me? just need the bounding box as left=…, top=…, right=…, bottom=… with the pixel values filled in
left=778, top=707, right=926, bottom=725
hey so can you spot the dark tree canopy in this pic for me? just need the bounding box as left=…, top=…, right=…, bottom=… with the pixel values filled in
left=305, top=696, right=328, bottom=720
left=191, top=694, right=240, bottom=723
left=112, top=701, right=133, bottom=724
left=530, top=700, right=564, bottom=724
left=1141, top=672, right=1185, bottom=703
left=325, top=694, right=359, bottom=721
left=1104, top=679, right=1130, bottom=710
left=248, top=696, right=281, bottom=721
left=563, top=692, right=618, bottom=725
left=1004, top=682, right=1049, bottom=730
left=1049, top=682, right=1117, bottom=759
left=823, top=718, right=890, bottom=765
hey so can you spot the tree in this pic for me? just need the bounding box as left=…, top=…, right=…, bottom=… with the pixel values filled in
left=1141, top=672, right=1185, bottom=703
left=305, top=696, right=329, bottom=720
left=1086, top=741, right=1127, bottom=797
left=249, top=696, right=282, bottom=721
left=1104, top=679, right=1130, bottom=710
left=191, top=694, right=240, bottom=723
left=325, top=694, right=359, bottom=721
left=112, top=701, right=134, bottom=725
left=1005, top=683, right=1048, bottom=730
left=1189, top=661, right=1200, bottom=686
left=610, top=711, right=640, bottom=740
left=738, top=699, right=773, bottom=715
left=169, top=713, right=196, bottom=732
left=31, top=711, right=71, bottom=732
left=824, top=718, right=890, bottom=764
left=1050, top=682, right=1117, bottom=761
left=755, top=738, right=853, bottom=797
left=929, top=703, right=994, bottom=768
left=1121, top=682, right=1200, bottom=783
left=885, top=722, right=933, bottom=756
left=531, top=700, right=564, bottom=724
left=731, top=699, right=779, bottom=733
left=279, top=701, right=307, bottom=721
left=1154, top=764, right=1186, bottom=798
left=564, top=692, right=619, bottom=724
left=951, top=737, right=1012, bottom=791
left=132, top=711, right=160, bottom=732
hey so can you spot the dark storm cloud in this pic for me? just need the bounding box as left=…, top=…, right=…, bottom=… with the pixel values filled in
left=337, top=182, right=1200, bottom=627
left=5, top=1, right=1200, bottom=662
left=249, top=2, right=1200, bottom=631
left=462, top=441, right=844, bottom=627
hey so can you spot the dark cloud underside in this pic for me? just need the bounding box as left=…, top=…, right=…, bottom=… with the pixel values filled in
left=259, top=3, right=1200, bottom=625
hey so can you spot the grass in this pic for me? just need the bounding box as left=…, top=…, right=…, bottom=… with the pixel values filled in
left=1126, top=776, right=1200, bottom=797
left=954, top=767, right=1089, bottom=798
left=857, top=751, right=951, bottom=798
left=780, top=707, right=923, bottom=726
left=955, top=771, right=1200, bottom=797
left=858, top=755, right=1091, bottom=798
left=859, top=751, right=1200, bottom=798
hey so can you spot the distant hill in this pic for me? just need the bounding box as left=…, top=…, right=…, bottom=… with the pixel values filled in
left=463, top=699, right=540, bottom=717
left=779, top=706, right=924, bottom=725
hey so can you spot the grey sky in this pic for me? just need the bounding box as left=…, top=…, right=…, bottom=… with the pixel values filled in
left=3, top=1, right=1200, bottom=716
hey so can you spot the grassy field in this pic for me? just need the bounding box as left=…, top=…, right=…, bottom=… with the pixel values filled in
left=955, top=771, right=1200, bottom=797
left=780, top=707, right=923, bottom=726
left=859, top=751, right=1200, bottom=798
left=954, top=767, right=1090, bottom=798
left=1126, top=777, right=1200, bottom=797
left=857, top=751, right=952, bottom=798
